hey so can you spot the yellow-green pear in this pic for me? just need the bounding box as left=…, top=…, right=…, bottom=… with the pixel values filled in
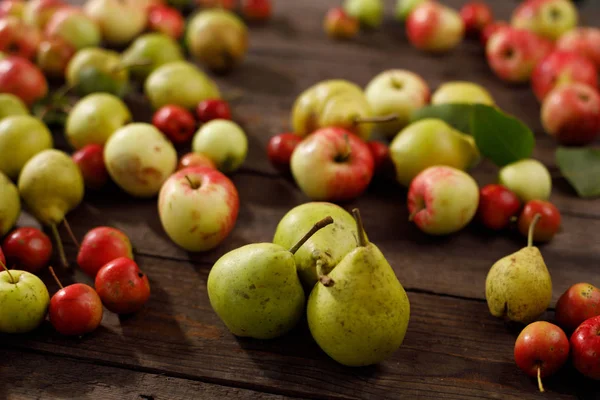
left=291, top=79, right=374, bottom=140
left=208, top=217, right=334, bottom=340
left=485, top=214, right=552, bottom=324
left=499, top=159, right=552, bottom=202
left=431, top=81, right=495, bottom=106
left=390, top=118, right=480, bottom=186
left=307, top=209, right=410, bottom=367
left=0, top=172, right=20, bottom=236
left=273, top=202, right=359, bottom=290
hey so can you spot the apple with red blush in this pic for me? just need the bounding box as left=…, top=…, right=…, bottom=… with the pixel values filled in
left=477, top=184, right=521, bottom=231
left=23, top=0, right=65, bottom=29
left=460, top=1, right=493, bottom=38
left=267, top=133, right=302, bottom=173
left=0, top=0, right=24, bottom=19
left=148, top=5, right=184, bottom=39
left=0, top=16, right=42, bottom=61
left=511, top=0, right=578, bottom=41
left=0, top=55, right=47, bottom=106
left=406, top=1, right=465, bottom=53
left=95, top=257, right=150, bottom=314
left=555, top=283, right=600, bottom=333
left=77, top=226, right=134, bottom=278
left=324, top=7, right=358, bottom=40
left=177, top=153, right=216, bottom=171
left=480, top=20, right=509, bottom=46
left=556, top=28, right=600, bottom=69
left=72, top=144, right=109, bottom=190
left=36, top=36, right=75, bottom=77
left=570, top=315, right=600, bottom=380
left=2, top=227, right=52, bottom=274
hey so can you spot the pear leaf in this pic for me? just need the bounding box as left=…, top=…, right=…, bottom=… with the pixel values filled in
left=470, top=104, right=535, bottom=167
left=410, top=103, right=474, bottom=135
left=556, top=147, right=600, bottom=198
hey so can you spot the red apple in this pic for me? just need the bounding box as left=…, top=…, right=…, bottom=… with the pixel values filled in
left=72, top=144, right=109, bottom=190
left=486, top=27, right=553, bottom=83
left=195, top=99, right=231, bottom=123
left=541, top=83, right=600, bottom=146
left=324, top=7, right=358, bottom=40
left=267, top=132, right=302, bottom=173
left=477, top=184, right=521, bottom=230
left=514, top=321, right=570, bottom=392
left=23, top=0, right=65, bottom=29
left=518, top=200, right=561, bottom=243
left=2, top=227, right=52, bottom=273
left=290, top=127, right=374, bottom=202
left=367, top=141, right=392, bottom=176
left=480, top=20, right=509, bottom=46
left=95, top=257, right=150, bottom=314
left=531, top=50, right=598, bottom=101
left=406, top=1, right=465, bottom=53
left=460, top=1, right=493, bottom=38
left=555, top=283, right=600, bottom=333
left=570, top=315, right=600, bottom=380
left=240, top=0, right=271, bottom=22
left=556, top=27, right=600, bottom=69
left=147, top=5, right=184, bottom=39
left=0, top=0, right=24, bottom=19
left=77, top=227, right=134, bottom=278
left=177, top=152, right=216, bottom=171
left=152, top=105, right=197, bottom=145
left=35, top=36, right=75, bottom=77
left=0, top=16, right=42, bottom=60
left=0, top=55, right=47, bottom=106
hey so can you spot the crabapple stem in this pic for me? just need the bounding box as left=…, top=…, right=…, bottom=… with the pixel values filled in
left=0, top=260, right=14, bottom=284
left=50, top=223, right=69, bottom=268
left=537, top=366, right=544, bottom=393
left=48, top=267, right=64, bottom=290
left=528, top=213, right=542, bottom=248
left=288, top=216, right=334, bottom=255
left=63, top=218, right=80, bottom=249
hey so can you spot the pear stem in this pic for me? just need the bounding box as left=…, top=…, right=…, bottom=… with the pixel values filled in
left=352, top=208, right=368, bottom=247
left=528, top=213, right=542, bottom=248
left=316, top=260, right=334, bottom=287
left=353, top=114, right=398, bottom=125
left=49, top=267, right=63, bottom=290
left=288, top=216, right=334, bottom=255
left=0, top=259, right=14, bottom=284
left=537, top=366, right=545, bottom=393
left=113, top=58, right=153, bottom=73
left=63, top=218, right=80, bottom=249
left=50, top=223, right=69, bottom=268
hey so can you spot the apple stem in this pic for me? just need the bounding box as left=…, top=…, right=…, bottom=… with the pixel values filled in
left=336, top=134, right=352, bottom=163
left=351, top=208, right=368, bottom=247
left=353, top=114, right=398, bottom=125
left=50, top=223, right=69, bottom=268
left=0, top=259, right=14, bottom=284
left=63, top=218, right=80, bottom=249
left=185, top=175, right=200, bottom=190
left=537, top=366, right=545, bottom=393
left=288, top=216, right=334, bottom=255
left=48, top=267, right=64, bottom=290
left=316, top=260, right=334, bottom=287
left=528, top=213, right=542, bottom=248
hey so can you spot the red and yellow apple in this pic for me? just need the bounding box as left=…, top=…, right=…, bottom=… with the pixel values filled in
left=556, top=27, right=600, bottom=69
left=511, top=0, right=577, bottom=41
left=406, top=1, right=464, bottom=53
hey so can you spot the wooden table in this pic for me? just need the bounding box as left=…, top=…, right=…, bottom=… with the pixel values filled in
left=3, top=0, right=600, bottom=399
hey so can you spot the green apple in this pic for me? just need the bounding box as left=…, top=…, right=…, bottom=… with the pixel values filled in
left=511, top=0, right=578, bottom=41
left=0, top=93, right=29, bottom=121
left=431, top=81, right=495, bottom=106
left=395, top=0, right=426, bottom=21
left=0, top=269, right=50, bottom=334
left=66, top=47, right=129, bottom=97
left=84, top=0, right=147, bottom=46
left=65, top=93, right=131, bottom=150
left=0, top=171, right=20, bottom=236
left=0, top=115, right=53, bottom=179
left=344, top=0, right=383, bottom=28
left=498, top=159, right=552, bottom=202
left=104, top=123, right=177, bottom=198
left=145, top=61, right=221, bottom=110
left=192, top=119, right=248, bottom=173
left=390, top=118, right=480, bottom=187
left=121, top=33, right=184, bottom=81
left=364, top=69, right=431, bottom=137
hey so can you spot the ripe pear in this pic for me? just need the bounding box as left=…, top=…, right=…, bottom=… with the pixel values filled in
left=291, top=79, right=375, bottom=140
left=273, top=202, right=359, bottom=290
left=485, top=214, right=553, bottom=324
left=0, top=171, right=20, bottom=236
left=390, top=118, right=480, bottom=187
left=307, top=209, right=410, bottom=367
left=208, top=217, right=334, bottom=340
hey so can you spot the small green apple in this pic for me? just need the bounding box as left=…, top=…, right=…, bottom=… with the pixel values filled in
left=431, top=81, right=495, bottom=106
left=395, top=0, right=426, bottom=21
left=0, top=115, right=53, bottom=179
left=344, top=0, right=383, bottom=28
left=104, top=123, right=177, bottom=198
left=0, top=171, right=20, bottom=236
left=498, top=159, right=552, bottom=202
left=0, top=93, right=29, bottom=121
left=65, top=93, right=131, bottom=150
left=192, top=119, right=248, bottom=173
left=121, top=33, right=184, bottom=81
left=0, top=269, right=50, bottom=334
left=511, top=0, right=578, bottom=41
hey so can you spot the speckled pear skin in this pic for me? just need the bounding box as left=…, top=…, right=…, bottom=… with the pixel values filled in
left=207, top=243, right=305, bottom=340
left=273, top=202, right=359, bottom=290
left=485, top=246, right=552, bottom=324
left=307, top=242, right=410, bottom=367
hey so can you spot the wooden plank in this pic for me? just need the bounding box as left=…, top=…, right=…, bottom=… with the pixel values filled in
left=0, top=349, right=293, bottom=400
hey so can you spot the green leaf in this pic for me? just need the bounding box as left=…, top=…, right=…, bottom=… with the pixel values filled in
left=410, top=104, right=474, bottom=135
left=470, top=104, right=535, bottom=167
left=556, top=147, right=600, bottom=198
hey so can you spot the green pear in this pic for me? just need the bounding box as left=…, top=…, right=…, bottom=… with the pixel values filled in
left=485, top=214, right=552, bottom=324
left=0, top=115, right=53, bottom=180
left=273, top=202, right=359, bottom=290
left=66, top=48, right=129, bottom=97
left=291, top=79, right=374, bottom=140
left=307, top=209, right=410, bottom=367
left=208, top=216, right=334, bottom=339
left=121, top=33, right=184, bottom=81
left=499, top=159, right=552, bottom=202
left=0, top=172, right=20, bottom=236
left=390, top=118, right=480, bottom=187
left=0, top=93, right=29, bottom=121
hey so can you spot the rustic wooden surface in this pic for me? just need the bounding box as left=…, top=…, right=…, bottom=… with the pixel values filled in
left=2, top=0, right=600, bottom=399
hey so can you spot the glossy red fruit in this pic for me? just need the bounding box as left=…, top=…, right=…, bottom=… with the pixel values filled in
left=324, top=7, right=359, bottom=40
left=77, top=227, right=133, bottom=278
left=147, top=5, right=184, bottom=39
left=367, top=141, right=392, bottom=176
left=2, top=227, right=52, bottom=273
left=570, top=315, right=600, bottom=380
left=95, top=257, right=150, bottom=314
left=518, top=200, right=561, bottom=242
left=476, top=184, right=521, bottom=230
left=240, top=0, right=271, bottom=21
left=460, top=1, right=494, bottom=38
left=72, top=144, right=109, bottom=190
left=267, top=133, right=302, bottom=172
left=152, top=105, right=197, bottom=144
left=35, top=36, right=74, bottom=77
left=0, top=16, right=42, bottom=60
left=514, top=321, right=570, bottom=392
left=0, top=55, right=48, bottom=106
left=49, top=281, right=103, bottom=336
left=555, top=283, right=600, bottom=332
left=480, top=20, right=509, bottom=46
left=196, top=99, right=231, bottom=123
left=177, top=152, right=216, bottom=171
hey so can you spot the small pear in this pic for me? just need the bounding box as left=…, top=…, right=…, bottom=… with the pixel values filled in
left=208, top=217, right=334, bottom=340
left=485, top=214, right=553, bottom=324
left=273, top=202, right=359, bottom=290
left=307, top=209, right=410, bottom=367
left=0, top=171, right=20, bottom=236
